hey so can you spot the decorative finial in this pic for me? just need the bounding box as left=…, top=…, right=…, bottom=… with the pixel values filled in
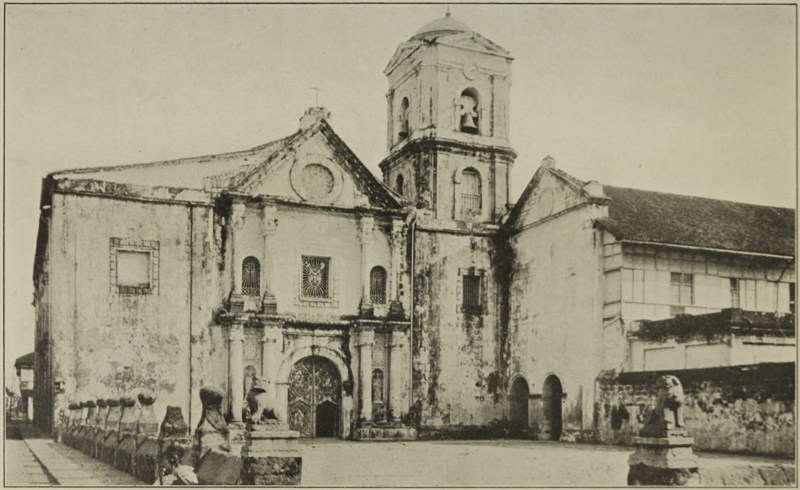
left=310, top=86, right=325, bottom=108
left=446, top=7, right=451, bottom=17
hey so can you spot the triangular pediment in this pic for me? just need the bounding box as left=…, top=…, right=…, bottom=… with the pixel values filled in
left=506, top=164, right=594, bottom=230
left=229, top=121, right=402, bottom=210
left=385, top=41, right=423, bottom=76
left=437, top=32, right=511, bottom=57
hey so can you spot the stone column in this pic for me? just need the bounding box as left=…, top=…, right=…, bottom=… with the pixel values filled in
left=228, top=323, right=245, bottom=425
left=261, top=325, right=282, bottom=393
left=358, top=216, right=375, bottom=317
left=388, top=329, right=405, bottom=421
left=230, top=201, right=246, bottom=297
left=261, top=205, right=279, bottom=313
left=356, top=327, right=375, bottom=422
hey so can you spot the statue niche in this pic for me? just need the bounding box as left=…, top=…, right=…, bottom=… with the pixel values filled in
left=639, top=375, right=686, bottom=438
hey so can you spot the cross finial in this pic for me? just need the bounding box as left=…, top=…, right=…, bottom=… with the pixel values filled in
left=310, top=86, right=325, bottom=107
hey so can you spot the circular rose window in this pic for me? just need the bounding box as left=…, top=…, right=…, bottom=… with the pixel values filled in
left=299, top=164, right=335, bottom=202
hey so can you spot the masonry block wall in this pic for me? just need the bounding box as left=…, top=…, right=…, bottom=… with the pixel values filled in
left=595, top=362, right=795, bottom=456
left=45, top=191, right=216, bottom=429
left=412, top=229, right=505, bottom=430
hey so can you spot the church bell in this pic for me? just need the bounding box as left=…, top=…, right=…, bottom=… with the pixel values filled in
left=460, top=113, right=478, bottom=134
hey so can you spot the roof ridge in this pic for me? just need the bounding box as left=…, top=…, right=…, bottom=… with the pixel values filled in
left=604, top=185, right=794, bottom=211
left=50, top=130, right=302, bottom=178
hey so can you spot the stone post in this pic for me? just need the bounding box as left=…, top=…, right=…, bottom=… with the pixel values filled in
left=193, top=387, right=230, bottom=483
left=116, top=396, right=139, bottom=472
left=261, top=205, right=278, bottom=313
left=627, top=375, right=698, bottom=486
left=157, top=407, right=193, bottom=486
left=92, top=399, right=109, bottom=458
left=100, top=398, right=122, bottom=465
left=358, top=215, right=375, bottom=317
left=227, top=323, right=245, bottom=428
left=81, top=400, right=97, bottom=455
left=240, top=425, right=302, bottom=485
left=136, top=394, right=159, bottom=436
left=388, top=329, right=405, bottom=421
left=132, top=394, right=159, bottom=484
left=356, top=327, right=375, bottom=423
left=119, top=396, right=139, bottom=433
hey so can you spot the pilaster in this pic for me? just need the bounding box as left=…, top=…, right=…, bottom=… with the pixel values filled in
left=358, top=215, right=375, bottom=317
left=354, top=327, right=375, bottom=422
left=261, top=205, right=278, bottom=313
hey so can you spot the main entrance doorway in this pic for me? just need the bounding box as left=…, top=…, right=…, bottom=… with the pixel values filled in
left=287, top=356, right=341, bottom=438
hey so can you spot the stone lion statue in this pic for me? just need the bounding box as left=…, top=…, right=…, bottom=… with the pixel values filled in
left=639, top=375, right=686, bottom=438
left=245, top=376, right=282, bottom=425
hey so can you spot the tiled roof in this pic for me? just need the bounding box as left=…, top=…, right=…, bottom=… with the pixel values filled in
left=51, top=132, right=300, bottom=191
left=14, top=352, right=35, bottom=369
left=597, top=186, right=795, bottom=257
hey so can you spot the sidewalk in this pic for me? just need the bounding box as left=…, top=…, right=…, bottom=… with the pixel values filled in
left=11, top=423, right=143, bottom=486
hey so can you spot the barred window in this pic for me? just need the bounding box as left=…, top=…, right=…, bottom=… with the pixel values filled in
left=460, top=168, right=481, bottom=219
left=242, top=256, right=260, bottom=297
left=670, top=272, right=693, bottom=305
left=463, top=275, right=481, bottom=308
left=302, top=256, right=330, bottom=299
left=370, top=266, right=387, bottom=304
left=729, top=278, right=740, bottom=308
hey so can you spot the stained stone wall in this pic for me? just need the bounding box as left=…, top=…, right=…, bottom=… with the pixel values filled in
left=595, top=362, right=795, bottom=456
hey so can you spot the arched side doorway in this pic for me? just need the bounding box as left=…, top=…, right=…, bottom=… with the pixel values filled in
left=509, top=377, right=529, bottom=436
left=287, top=356, right=341, bottom=438
left=542, top=375, right=563, bottom=441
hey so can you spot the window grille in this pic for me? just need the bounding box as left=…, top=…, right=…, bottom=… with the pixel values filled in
left=302, top=256, right=330, bottom=299
left=670, top=272, right=693, bottom=305
left=729, top=278, right=740, bottom=308
left=370, top=266, right=387, bottom=304
left=460, top=169, right=481, bottom=219
left=463, top=275, right=481, bottom=308
left=242, top=256, right=261, bottom=297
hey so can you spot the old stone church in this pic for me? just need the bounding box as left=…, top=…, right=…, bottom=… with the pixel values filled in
left=32, top=14, right=795, bottom=443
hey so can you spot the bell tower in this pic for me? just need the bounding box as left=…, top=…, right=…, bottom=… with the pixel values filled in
left=379, top=12, right=516, bottom=223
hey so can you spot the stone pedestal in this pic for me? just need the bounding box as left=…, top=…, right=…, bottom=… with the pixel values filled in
left=628, top=436, right=699, bottom=486
left=239, top=425, right=302, bottom=486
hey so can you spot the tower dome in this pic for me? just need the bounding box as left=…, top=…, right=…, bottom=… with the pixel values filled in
left=411, top=11, right=471, bottom=40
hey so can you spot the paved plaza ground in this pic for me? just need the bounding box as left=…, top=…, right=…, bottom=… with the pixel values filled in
left=5, top=421, right=795, bottom=486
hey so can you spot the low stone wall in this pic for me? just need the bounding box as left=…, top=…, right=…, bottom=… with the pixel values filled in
left=596, top=362, right=795, bottom=457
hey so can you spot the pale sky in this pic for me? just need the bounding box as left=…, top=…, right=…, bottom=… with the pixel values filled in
left=4, top=4, right=796, bottom=382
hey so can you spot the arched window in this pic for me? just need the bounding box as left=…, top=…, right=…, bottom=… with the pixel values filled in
left=370, top=266, right=387, bottom=304
left=399, top=97, right=410, bottom=140
left=242, top=256, right=260, bottom=296
left=458, top=89, right=479, bottom=134
left=460, top=168, right=482, bottom=219
left=395, top=174, right=404, bottom=196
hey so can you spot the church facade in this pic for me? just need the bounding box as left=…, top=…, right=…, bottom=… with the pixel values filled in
left=32, top=14, right=795, bottom=442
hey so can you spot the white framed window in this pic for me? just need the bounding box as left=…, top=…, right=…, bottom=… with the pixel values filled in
left=460, top=168, right=482, bottom=220
left=670, top=272, right=693, bottom=305
left=729, top=278, right=740, bottom=308
left=110, top=238, right=159, bottom=295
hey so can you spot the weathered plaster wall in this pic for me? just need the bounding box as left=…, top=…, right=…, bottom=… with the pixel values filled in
left=412, top=229, right=505, bottom=429
left=507, top=170, right=606, bottom=440
left=235, top=207, right=395, bottom=319
left=595, top=363, right=795, bottom=457
left=48, top=193, right=211, bottom=426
